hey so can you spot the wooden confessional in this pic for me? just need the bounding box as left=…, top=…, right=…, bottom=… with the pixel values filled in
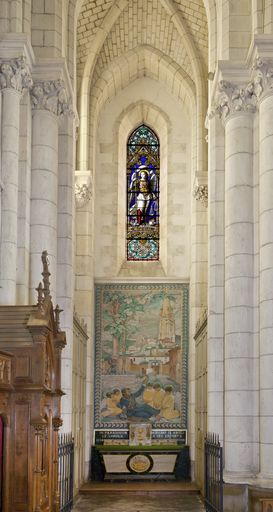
left=0, top=252, right=66, bottom=512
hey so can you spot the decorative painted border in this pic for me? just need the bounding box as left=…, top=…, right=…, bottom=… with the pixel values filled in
left=94, top=282, right=189, bottom=430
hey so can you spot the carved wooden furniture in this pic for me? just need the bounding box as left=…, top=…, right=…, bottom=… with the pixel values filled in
left=260, top=499, right=273, bottom=512
left=0, top=252, right=66, bottom=512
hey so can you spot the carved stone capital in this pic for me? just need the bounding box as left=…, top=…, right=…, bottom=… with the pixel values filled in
left=251, top=55, right=273, bottom=101
left=75, top=171, right=92, bottom=208
left=211, top=79, right=257, bottom=124
left=193, top=184, right=208, bottom=206
left=0, top=56, right=32, bottom=93
left=75, top=183, right=92, bottom=207
left=30, top=79, right=73, bottom=116
left=193, top=173, right=208, bottom=207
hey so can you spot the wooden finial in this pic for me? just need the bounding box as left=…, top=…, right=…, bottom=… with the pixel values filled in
left=41, top=250, right=51, bottom=299
left=54, top=304, right=63, bottom=331
left=36, top=282, right=44, bottom=308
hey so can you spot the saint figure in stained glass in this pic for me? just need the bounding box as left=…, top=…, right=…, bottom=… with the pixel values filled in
left=129, top=166, right=157, bottom=226
left=126, top=125, right=160, bottom=261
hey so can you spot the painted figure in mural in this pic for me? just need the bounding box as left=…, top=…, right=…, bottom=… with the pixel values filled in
left=159, top=385, right=180, bottom=420
left=142, top=382, right=154, bottom=405
left=129, top=166, right=157, bottom=225
left=101, top=389, right=124, bottom=418
left=119, top=385, right=160, bottom=419
left=151, top=383, right=165, bottom=409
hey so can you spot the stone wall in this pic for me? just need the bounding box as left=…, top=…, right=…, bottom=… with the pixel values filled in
left=94, top=77, right=191, bottom=279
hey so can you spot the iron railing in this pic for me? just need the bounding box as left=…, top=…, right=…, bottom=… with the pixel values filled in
left=58, top=433, right=74, bottom=512
left=204, top=433, right=223, bottom=512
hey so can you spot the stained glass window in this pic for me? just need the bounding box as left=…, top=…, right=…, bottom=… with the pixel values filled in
left=127, top=124, right=160, bottom=261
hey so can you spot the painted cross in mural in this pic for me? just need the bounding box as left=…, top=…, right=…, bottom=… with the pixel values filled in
left=94, top=283, right=189, bottom=429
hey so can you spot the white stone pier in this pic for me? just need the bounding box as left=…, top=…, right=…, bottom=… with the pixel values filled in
left=207, top=115, right=225, bottom=442
left=224, top=110, right=255, bottom=477
left=0, top=58, right=32, bottom=304
left=29, top=79, right=70, bottom=303
left=259, top=92, right=273, bottom=479
left=57, top=114, right=75, bottom=433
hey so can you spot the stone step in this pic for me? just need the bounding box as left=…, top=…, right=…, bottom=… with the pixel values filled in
left=79, top=481, right=200, bottom=494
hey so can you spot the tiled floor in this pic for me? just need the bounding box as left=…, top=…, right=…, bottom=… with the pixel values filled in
left=73, top=492, right=205, bottom=511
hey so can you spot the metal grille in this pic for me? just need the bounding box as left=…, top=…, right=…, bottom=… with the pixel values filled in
left=204, top=433, right=223, bottom=512
left=58, top=433, right=74, bottom=512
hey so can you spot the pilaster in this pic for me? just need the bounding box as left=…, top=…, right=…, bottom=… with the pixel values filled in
left=74, top=169, right=93, bottom=477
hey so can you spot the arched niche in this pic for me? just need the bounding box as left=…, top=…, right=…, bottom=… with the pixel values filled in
left=94, top=79, right=192, bottom=280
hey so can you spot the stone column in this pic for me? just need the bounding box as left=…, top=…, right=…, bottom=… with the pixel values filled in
left=215, top=80, right=256, bottom=478
left=253, top=57, right=273, bottom=479
left=17, top=93, right=32, bottom=304
left=57, top=114, right=75, bottom=433
left=0, top=57, right=32, bottom=304
left=30, top=80, right=70, bottom=303
left=207, top=115, right=225, bottom=442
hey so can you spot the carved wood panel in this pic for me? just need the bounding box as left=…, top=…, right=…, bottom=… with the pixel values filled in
left=15, top=356, right=31, bottom=380
left=14, top=403, right=29, bottom=509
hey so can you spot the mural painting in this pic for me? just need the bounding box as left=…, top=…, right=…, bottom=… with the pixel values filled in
left=94, top=283, right=189, bottom=429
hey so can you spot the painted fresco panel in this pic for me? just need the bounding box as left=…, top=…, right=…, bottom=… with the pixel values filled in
left=94, top=283, right=189, bottom=429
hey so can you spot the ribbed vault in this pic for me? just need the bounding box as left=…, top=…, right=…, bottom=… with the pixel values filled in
left=87, top=45, right=196, bottom=168
left=91, top=46, right=195, bottom=115
left=91, top=2, right=194, bottom=88
left=77, top=0, right=208, bottom=76
left=77, top=0, right=208, bottom=93
left=75, top=0, right=209, bottom=173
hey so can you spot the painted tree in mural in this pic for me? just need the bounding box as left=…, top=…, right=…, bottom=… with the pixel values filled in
left=103, top=292, right=148, bottom=358
left=103, top=290, right=177, bottom=360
